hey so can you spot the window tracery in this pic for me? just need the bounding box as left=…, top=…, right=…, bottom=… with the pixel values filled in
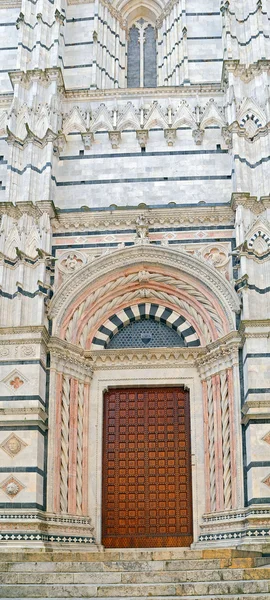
left=127, top=18, right=157, bottom=88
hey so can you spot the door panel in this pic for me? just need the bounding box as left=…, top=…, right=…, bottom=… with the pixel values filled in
left=102, top=387, right=193, bottom=548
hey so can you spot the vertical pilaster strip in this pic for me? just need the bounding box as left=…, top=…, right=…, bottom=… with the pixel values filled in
left=207, top=377, right=216, bottom=512
left=202, top=379, right=211, bottom=513
left=53, top=372, right=63, bottom=513
left=212, top=374, right=224, bottom=511
left=68, top=378, right=79, bottom=514
left=82, top=383, right=90, bottom=516
left=60, top=374, right=70, bottom=513
left=76, top=382, right=85, bottom=514
left=227, top=366, right=237, bottom=508
left=220, top=370, right=232, bottom=510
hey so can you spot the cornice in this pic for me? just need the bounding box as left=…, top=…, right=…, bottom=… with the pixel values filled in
left=229, top=121, right=270, bottom=142
left=239, top=320, right=270, bottom=338
left=0, top=408, right=47, bottom=425
left=0, top=0, right=21, bottom=7
left=223, top=59, right=270, bottom=84
left=9, top=68, right=64, bottom=91
left=64, top=83, right=223, bottom=102
left=195, top=331, right=242, bottom=378
left=67, top=0, right=93, bottom=3
left=52, top=205, right=234, bottom=232
left=0, top=201, right=57, bottom=220
left=231, top=193, right=270, bottom=214
left=0, top=94, right=13, bottom=109
left=86, top=346, right=204, bottom=369
left=49, top=336, right=93, bottom=379
left=0, top=325, right=50, bottom=346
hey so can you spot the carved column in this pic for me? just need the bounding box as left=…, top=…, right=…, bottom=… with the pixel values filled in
left=198, top=336, right=243, bottom=519
left=46, top=342, right=95, bottom=543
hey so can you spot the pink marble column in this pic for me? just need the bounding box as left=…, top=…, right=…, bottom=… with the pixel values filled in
left=82, top=383, right=90, bottom=516
left=202, top=379, right=211, bottom=513
left=227, top=367, right=237, bottom=508
left=68, top=378, right=79, bottom=514
left=54, top=372, right=63, bottom=513
left=212, top=374, right=224, bottom=512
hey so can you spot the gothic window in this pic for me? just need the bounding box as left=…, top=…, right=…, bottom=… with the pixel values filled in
left=127, top=19, right=157, bottom=88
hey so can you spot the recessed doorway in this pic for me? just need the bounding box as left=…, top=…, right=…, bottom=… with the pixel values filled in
left=102, top=386, right=193, bottom=548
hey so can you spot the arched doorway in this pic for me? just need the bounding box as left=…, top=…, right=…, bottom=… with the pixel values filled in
left=48, top=244, right=243, bottom=546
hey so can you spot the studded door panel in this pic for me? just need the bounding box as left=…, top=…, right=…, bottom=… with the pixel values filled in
left=102, top=387, right=193, bottom=548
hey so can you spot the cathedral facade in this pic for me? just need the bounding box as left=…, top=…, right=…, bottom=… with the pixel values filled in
left=0, top=0, right=269, bottom=549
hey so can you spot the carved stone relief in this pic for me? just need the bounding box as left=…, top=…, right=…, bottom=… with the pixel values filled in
left=0, top=434, right=28, bottom=458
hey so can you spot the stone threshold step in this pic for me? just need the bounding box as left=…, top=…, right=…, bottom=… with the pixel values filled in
left=1, top=568, right=270, bottom=584
left=0, top=581, right=269, bottom=598
left=0, top=550, right=262, bottom=563
left=1, top=595, right=270, bottom=600
left=0, top=559, right=228, bottom=572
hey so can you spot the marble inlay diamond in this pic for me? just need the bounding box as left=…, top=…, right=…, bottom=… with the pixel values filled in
left=0, top=476, right=25, bottom=499
left=2, top=370, right=27, bottom=393
left=0, top=433, right=28, bottom=458
left=262, top=475, right=270, bottom=488
left=262, top=432, right=270, bottom=446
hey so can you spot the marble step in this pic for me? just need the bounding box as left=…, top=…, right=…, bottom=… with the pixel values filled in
left=1, top=597, right=270, bottom=600
left=0, top=549, right=261, bottom=564
left=0, top=579, right=269, bottom=598
left=0, top=559, right=227, bottom=573
left=0, top=567, right=270, bottom=585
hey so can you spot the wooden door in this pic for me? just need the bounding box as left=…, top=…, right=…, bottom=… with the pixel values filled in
left=102, top=387, right=193, bottom=548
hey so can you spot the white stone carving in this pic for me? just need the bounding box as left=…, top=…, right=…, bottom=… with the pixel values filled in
left=0, top=213, right=51, bottom=259
left=164, top=129, right=176, bottom=146
left=0, top=434, right=28, bottom=458
left=135, top=214, right=149, bottom=241
left=136, top=130, right=149, bottom=148
left=0, top=476, right=25, bottom=498
left=58, top=251, right=87, bottom=277
left=108, top=131, right=121, bottom=149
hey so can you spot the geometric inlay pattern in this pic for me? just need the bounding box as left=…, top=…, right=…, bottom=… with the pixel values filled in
left=0, top=476, right=25, bottom=499
left=262, top=474, right=270, bottom=488
left=2, top=370, right=27, bottom=393
left=262, top=432, right=270, bottom=446
left=91, top=303, right=200, bottom=350
left=0, top=433, right=28, bottom=458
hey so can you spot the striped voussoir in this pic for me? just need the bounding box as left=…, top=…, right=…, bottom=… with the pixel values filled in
left=91, top=303, right=200, bottom=349
left=248, top=230, right=270, bottom=248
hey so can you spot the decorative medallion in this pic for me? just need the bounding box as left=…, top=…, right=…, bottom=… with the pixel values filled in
left=0, top=433, right=28, bottom=458
left=0, top=476, right=25, bottom=499
left=57, top=250, right=87, bottom=278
